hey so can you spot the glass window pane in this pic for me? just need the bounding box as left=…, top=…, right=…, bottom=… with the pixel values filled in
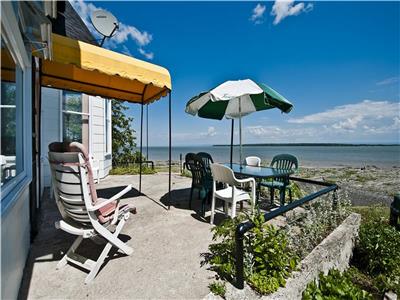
left=63, top=92, right=82, bottom=112
left=63, top=113, right=83, bottom=143
left=1, top=37, right=23, bottom=187
left=62, top=92, right=89, bottom=147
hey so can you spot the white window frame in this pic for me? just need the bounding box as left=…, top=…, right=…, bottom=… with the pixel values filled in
left=1, top=1, right=32, bottom=213
left=104, top=99, right=112, bottom=155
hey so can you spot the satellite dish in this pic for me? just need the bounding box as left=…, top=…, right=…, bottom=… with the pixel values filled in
left=90, top=10, right=119, bottom=46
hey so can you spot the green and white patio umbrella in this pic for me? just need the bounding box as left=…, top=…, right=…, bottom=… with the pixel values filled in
left=185, top=79, right=293, bottom=165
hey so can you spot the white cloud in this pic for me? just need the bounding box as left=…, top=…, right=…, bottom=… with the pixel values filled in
left=331, top=115, right=363, bottom=131
left=139, top=48, right=154, bottom=60
left=250, top=3, right=266, bottom=25
left=362, top=117, right=400, bottom=134
left=288, top=100, right=399, bottom=126
left=271, top=0, right=313, bottom=25
left=201, top=126, right=217, bottom=137
left=246, top=125, right=319, bottom=140
left=121, top=45, right=132, bottom=56
left=376, top=76, right=399, bottom=86
left=69, top=0, right=154, bottom=59
left=112, top=23, right=152, bottom=47
left=244, top=100, right=400, bottom=143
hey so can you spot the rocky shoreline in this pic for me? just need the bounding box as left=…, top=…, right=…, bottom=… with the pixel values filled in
left=297, top=165, right=399, bottom=206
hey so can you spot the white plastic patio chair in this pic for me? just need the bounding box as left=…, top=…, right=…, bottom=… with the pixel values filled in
left=209, top=163, right=256, bottom=225
left=245, top=156, right=261, bottom=167
left=48, top=141, right=136, bottom=284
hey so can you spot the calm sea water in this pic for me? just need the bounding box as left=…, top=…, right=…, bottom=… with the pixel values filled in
left=137, top=145, right=400, bottom=168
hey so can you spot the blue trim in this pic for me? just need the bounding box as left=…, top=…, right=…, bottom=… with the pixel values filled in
left=1, top=61, right=32, bottom=215
left=1, top=176, right=32, bottom=215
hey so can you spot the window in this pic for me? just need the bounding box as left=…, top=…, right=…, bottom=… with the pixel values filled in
left=1, top=37, right=23, bottom=187
left=105, top=100, right=111, bottom=154
left=62, top=92, right=89, bottom=146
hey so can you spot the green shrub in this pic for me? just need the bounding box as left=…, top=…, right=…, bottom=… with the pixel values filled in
left=203, top=213, right=298, bottom=295
left=357, top=221, right=400, bottom=276
left=208, top=281, right=226, bottom=298
left=203, top=215, right=246, bottom=281
left=352, top=216, right=400, bottom=294
left=302, top=269, right=372, bottom=300
left=287, top=191, right=351, bottom=259
left=374, top=269, right=400, bottom=295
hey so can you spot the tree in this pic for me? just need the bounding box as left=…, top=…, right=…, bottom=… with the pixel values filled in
left=111, top=100, right=142, bottom=166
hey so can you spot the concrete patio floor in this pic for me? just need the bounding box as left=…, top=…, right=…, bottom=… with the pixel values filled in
left=18, top=173, right=223, bottom=299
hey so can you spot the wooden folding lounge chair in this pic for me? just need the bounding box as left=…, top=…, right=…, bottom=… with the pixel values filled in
left=48, top=142, right=136, bottom=284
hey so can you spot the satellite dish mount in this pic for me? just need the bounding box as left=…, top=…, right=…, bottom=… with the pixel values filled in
left=90, top=10, right=119, bottom=47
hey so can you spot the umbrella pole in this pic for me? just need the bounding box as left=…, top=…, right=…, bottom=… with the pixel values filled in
left=230, top=118, right=234, bottom=166
left=146, top=104, right=149, bottom=160
left=139, top=102, right=144, bottom=193
left=239, top=97, right=242, bottom=168
left=168, top=91, right=172, bottom=210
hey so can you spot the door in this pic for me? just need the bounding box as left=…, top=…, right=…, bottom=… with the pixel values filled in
left=29, top=57, right=41, bottom=240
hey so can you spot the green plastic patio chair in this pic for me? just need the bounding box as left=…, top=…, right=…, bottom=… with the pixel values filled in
left=260, top=154, right=299, bottom=205
left=197, top=152, right=214, bottom=181
left=197, top=152, right=214, bottom=170
left=185, top=153, right=213, bottom=216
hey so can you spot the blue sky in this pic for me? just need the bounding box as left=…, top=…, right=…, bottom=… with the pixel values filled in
left=71, top=1, right=400, bottom=146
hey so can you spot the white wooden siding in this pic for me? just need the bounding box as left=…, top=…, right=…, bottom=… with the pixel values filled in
left=40, top=87, right=61, bottom=196
left=40, top=91, right=112, bottom=193
left=89, top=96, right=112, bottom=178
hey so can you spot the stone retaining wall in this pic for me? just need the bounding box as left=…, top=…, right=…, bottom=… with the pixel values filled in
left=207, top=212, right=361, bottom=300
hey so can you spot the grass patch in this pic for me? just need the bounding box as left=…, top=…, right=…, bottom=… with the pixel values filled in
left=354, top=174, right=375, bottom=183
left=109, top=165, right=156, bottom=175
left=343, top=169, right=358, bottom=178
left=208, top=281, right=226, bottom=298
left=351, top=205, right=390, bottom=223
left=154, top=165, right=181, bottom=173
left=323, top=177, right=337, bottom=184
left=180, top=169, right=192, bottom=178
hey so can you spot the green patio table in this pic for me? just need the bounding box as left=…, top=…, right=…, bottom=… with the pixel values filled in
left=223, top=163, right=294, bottom=206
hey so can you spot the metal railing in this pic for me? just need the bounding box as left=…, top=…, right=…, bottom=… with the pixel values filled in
left=235, top=177, right=338, bottom=289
